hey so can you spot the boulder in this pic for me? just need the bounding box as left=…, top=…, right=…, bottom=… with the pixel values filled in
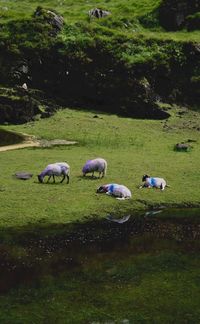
left=33, top=6, right=64, bottom=35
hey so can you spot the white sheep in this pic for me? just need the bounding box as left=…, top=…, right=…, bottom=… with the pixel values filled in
left=97, top=183, right=132, bottom=200
left=140, top=175, right=168, bottom=191
left=38, top=162, right=70, bottom=184
left=82, top=158, right=107, bottom=178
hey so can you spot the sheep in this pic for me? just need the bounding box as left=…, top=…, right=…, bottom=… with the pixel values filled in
left=82, top=158, right=107, bottom=178
left=140, top=174, right=168, bottom=191
left=97, top=183, right=132, bottom=200
left=38, top=162, right=70, bottom=184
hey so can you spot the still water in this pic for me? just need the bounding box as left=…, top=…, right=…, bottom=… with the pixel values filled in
left=0, top=209, right=199, bottom=322
left=0, top=129, right=24, bottom=146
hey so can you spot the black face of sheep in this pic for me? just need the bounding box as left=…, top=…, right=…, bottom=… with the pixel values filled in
left=38, top=175, right=43, bottom=183
left=142, top=174, right=149, bottom=182
left=96, top=186, right=106, bottom=193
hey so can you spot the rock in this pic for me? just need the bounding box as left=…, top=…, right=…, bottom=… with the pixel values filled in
left=33, top=6, right=64, bottom=34
left=0, top=87, right=42, bottom=124
left=88, top=8, right=111, bottom=19
left=175, top=143, right=191, bottom=151
left=14, top=172, right=33, bottom=180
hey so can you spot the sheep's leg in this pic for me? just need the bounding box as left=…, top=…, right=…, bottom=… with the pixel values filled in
left=66, top=174, right=69, bottom=184
left=92, top=171, right=94, bottom=178
left=47, top=175, right=51, bottom=183
left=53, top=175, right=55, bottom=183
left=139, top=183, right=146, bottom=189
left=160, top=183, right=165, bottom=191
left=60, top=175, right=65, bottom=183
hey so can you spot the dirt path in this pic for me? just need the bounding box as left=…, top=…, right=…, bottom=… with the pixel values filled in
left=0, top=133, right=77, bottom=152
left=0, top=136, right=40, bottom=152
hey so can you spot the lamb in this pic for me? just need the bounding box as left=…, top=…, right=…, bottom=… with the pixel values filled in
left=140, top=174, right=168, bottom=191
left=38, top=162, right=70, bottom=184
left=97, top=183, right=132, bottom=200
left=82, top=158, right=107, bottom=178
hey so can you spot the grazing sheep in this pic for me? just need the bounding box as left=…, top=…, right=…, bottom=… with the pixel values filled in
left=140, top=174, right=168, bottom=191
left=88, top=8, right=111, bottom=19
left=97, top=183, right=132, bottom=200
left=38, top=162, right=70, bottom=184
left=82, top=158, right=107, bottom=178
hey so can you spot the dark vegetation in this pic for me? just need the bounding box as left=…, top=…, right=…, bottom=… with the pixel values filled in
left=0, top=212, right=199, bottom=322
left=0, top=213, right=199, bottom=293
left=159, top=0, right=200, bottom=30
left=0, top=0, right=199, bottom=123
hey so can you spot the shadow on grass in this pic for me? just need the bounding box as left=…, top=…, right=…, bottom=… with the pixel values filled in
left=77, top=175, right=103, bottom=181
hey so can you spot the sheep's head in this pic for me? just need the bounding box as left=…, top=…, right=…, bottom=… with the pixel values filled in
left=82, top=160, right=92, bottom=176
left=96, top=185, right=107, bottom=193
left=38, top=175, right=43, bottom=183
left=142, top=174, right=150, bottom=182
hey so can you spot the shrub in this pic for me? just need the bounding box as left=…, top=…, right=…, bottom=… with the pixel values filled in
left=186, top=12, right=200, bottom=31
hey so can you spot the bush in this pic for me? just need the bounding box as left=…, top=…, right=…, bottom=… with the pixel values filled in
left=158, top=0, right=200, bottom=30
left=186, top=12, right=200, bottom=31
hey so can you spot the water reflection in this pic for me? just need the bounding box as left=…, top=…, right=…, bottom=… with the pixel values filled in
left=0, top=129, right=24, bottom=146
left=106, top=214, right=131, bottom=223
left=0, top=209, right=199, bottom=293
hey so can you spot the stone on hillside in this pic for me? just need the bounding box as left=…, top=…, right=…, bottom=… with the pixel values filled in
left=88, top=8, right=111, bottom=19
left=14, top=172, right=33, bottom=180
left=34, top=6, right=64, bottom=34
left=175, top=143, right=191, bottom=151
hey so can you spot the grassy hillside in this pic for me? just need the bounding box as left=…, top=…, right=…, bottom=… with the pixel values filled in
left=0, top=0, right=163, bottom=25
left=0, top=2, right=199, bottom=322
left=0, top=0, right=199, bottom=123
left=0, top=0, right=199, bottom=39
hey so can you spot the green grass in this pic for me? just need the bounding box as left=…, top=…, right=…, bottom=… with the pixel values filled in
left=0, top=243, right=199, bottom=323
left=0, top=0, right=199, bottom=43
left=0, top=0, right=162, bottom=23
left=0, top=105, right=199, bottom=228
left=0, top=1, right=199, bottom=322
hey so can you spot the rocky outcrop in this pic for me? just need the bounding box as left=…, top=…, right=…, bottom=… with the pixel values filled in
left=0, top=92, right=40, bottom=124
left=33, top=6, right=64, bottom=35
left=0, top=88, right=57, bottom=124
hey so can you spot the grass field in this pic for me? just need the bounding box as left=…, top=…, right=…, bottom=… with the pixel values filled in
left=0, top=1, right=199, bottom=322
left=0, top=104, right=199, bottom=228
left=0, top=241, right=199, bottom=323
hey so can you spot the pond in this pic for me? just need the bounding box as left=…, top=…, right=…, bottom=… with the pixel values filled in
left=0, top=209, right=199, bottom=322
left=0, top=129, right=24, bottom=146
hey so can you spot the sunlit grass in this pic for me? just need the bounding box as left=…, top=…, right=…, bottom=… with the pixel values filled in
left=0, top=105, right=199, bottom=227
left=0, top=0, right=199, bottom=43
